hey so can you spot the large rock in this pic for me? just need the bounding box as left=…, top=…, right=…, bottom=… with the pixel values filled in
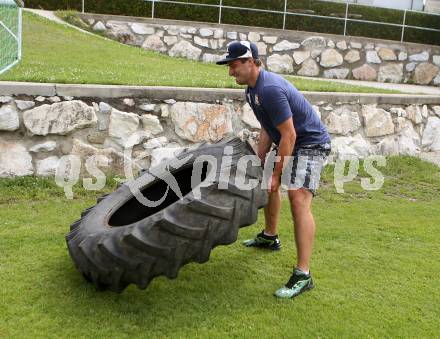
left=378, top=48, right=397, bottom=61
left=92, top=21, right=106, bottom=31
left=273, top=40, right=300, bottom=51
left=301, top=36, right=326, bottom=49
left=143, top=136, right=168, bottom=154
left=130, top=23, right=155, bottom=35
left=199, top=28, right=213, bottom=37
left=362, top=105, right=394, bottom=137
left=413, top=63, right=440, bottom=85
left=98, top=102, right=112, bottom=114
left=194, top=36, right=209, bottom=48
left=267, top=54, right=294, bottom=74
left=241, top=103, right=261, bottom=129
left=323, top=68, right=349, bottom=79
left=226, top=31, right=237, bottom=39
left=408, top=51, right=429, bottom=62
left=398, top=51, right=408, bottom=61
left=256, top=42, right=267, bottom=56
left=23, top=100, right=97, bottom=136
left=311, top=49, right=322, bottom=59
left=375, top=136, right=399, bottom=156
left=29, top=141, right=57, bottom=153
left=395, top=117, right=408, bottom=132
left=0, top=141, right=33, bottom=177
left=406, top=62, right=416, bottom=72
left=170, top=102, right=233, bottom=142
left=263, top=36, right=277, bottom=44
left=213, top=29, right=224, bottom=39
left=141, top=114, right=163, bottom=135
left=150, top=145, right=185, bottom=167
left=293, top=51, right=310, bottom=65
left=324, top=107, right=361, bottom=135
left=0, top=96, right=12, bottom=104
left=168, top=41, right=202, bottom=60
left=366, top=50, right=381, bottom=64
left=405, top=105, right=423, bottom=124
left=398, top=120, right=420, bottom=155
left=336, top=40, right=347, bottom=50
left=350, top=41, right=362, bottom=49
left=15, top=100, right=35, bottom=111
left=422, top=117, right=440, bottom=151
left=108, top=109, right=143, bottom=147
left=344, top=49, right=360, bottom=63
left=70, top=139, right=125, bottom=176
left=209, top=38, right=225, bottom=50
left=0, top=104, right=19, bottom=131
left=297, top=59, right=320, bottom=77
left=352, top=64, right=377, bottom=81
left=331, top=134, right=372, bottom=160
left=163, top=36, right=178, bottom=46
left=87, top=131, right=107, bottom=144
left=377, top=63, right=403, bottom=83
left=320, top=49, right=343, bottom=68
left=248, top=32, right=261, bottom=42
left=141, top=34, right=166, bottom=52
left=36, top=156, right=60, bottom=177
left=390, top=107, right=406, bottom=117
left=106, top=22, right=136, bottom=45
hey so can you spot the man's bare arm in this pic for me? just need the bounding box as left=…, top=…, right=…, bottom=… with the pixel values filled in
left=273, top=117, right=296, bottom=181
left=257, top=127, right=273, bottom=165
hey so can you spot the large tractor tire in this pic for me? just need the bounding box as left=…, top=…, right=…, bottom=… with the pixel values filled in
left=66, top=137, right=267, bottom=293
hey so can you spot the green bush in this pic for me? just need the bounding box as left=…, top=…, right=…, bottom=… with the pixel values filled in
left=25, top=0, right=440, bottom=45
left=25, top=0, right=81, bottom=11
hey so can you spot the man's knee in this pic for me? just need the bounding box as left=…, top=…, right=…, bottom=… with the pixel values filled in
left=288, top=188, right=312, bottom=214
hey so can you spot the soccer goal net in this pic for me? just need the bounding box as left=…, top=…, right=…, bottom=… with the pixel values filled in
left=0, top=0, right=23, bottom=75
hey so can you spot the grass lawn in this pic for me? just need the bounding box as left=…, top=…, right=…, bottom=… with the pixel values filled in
left=1, top=156, right=439, bottom=337
left=0, top=11, right=402, bottom=94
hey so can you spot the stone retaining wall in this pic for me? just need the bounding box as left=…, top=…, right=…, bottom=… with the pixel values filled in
left=79, top=13, right=440, bottom=86
left=0, top=82, right=439, bottom=178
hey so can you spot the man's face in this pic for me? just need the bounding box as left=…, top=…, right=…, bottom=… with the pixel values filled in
left=227, top=58, right=253, bottom=85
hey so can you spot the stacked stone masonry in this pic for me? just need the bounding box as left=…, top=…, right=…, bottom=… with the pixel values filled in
left=1, top=87, right=439, bottom=177
left=80, top=13, right=440, bottom=86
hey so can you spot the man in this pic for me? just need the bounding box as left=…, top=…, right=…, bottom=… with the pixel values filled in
left=216, top=41, right=331, bottom=299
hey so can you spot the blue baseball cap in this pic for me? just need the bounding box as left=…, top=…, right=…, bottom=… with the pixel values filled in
left=216, top=41, right=259, bottom=65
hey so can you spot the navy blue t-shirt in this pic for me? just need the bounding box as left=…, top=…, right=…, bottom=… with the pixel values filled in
left=246, top=68, right=330, bottom=147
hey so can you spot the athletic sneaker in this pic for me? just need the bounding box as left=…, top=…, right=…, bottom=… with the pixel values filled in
left=242, top=231, right=281, bottom=250
left=274, top=268, right=314, bottom=299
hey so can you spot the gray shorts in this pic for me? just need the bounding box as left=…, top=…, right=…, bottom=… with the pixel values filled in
left=273, top=143, right=331, bottom=197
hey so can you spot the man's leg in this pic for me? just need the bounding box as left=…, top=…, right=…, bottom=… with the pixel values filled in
left=263, top=190, right=281, bottom=236
left=273, top=188, right=315, bottom=298
left=288, top=188, right=314, bottom=272
left=273, top=145, right=330, bottom=298
left=242, top=190, right=282, bottom=250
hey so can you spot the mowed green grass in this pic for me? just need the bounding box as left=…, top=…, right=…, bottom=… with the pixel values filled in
left=0, top=11, right=402, bottom=94
left=0, top=156, right=439, bottom=338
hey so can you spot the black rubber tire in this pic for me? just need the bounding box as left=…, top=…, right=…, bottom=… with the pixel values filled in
left=66, top=137, right=267, bottom=292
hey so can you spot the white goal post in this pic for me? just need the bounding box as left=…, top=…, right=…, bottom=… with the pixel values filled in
left=0, top=0, right=23, bottom=75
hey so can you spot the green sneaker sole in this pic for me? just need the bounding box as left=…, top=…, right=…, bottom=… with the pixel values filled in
left=273, top=281, right=314, bottom=299
left=242, top=237, right=281, bottom=250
